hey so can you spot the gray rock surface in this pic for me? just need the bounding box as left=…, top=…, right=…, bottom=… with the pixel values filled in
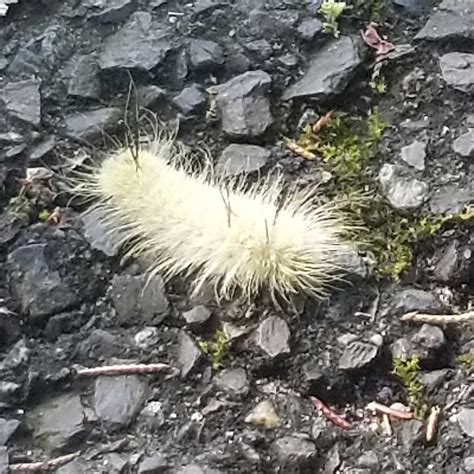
left=63, top=107, right=122, bottom=140
left=458, top=408, right=474, bottom=437
left=189, top=39, right=224, bottom=70
left=339, top=339, right=381, bottom=370
left=67, top=55, right=101, bottom=99
left=411, top=324, right=446, bottom=351
left=134, top=327, right=160, bottom=350
left=0, top=418, right=20, bottom=445
left=0, top=339, right=29, bottom=372
left=213, top=368, right=249, bottom=398
left=55, top=460, right=87, bottom=474
left=283, top=36, right=362, bottom=100
left=182, top=305, right=213, bottom=331
left=439, top=53, right=474, bottom=94
left=429, top=183, right=474, bottom=214
left=270, top=434, right=317, bottom=472
left=137, top=453, right=170, bottom=473
left=214, top=70, right=273, bottom=138
left=0, top=447, right=7, bottom=474
left=399, top=419, right=424, bottom=450
left=217, top=144, right=271, bottom=176
left=3, top=78, right=41, bottom=126
left=386, top=288, right=445, bottom=316
left=0, top=214, right=22, bottom=246
left=85, top=0, right=135, bottom=23
left=94, top=375, right=149, bottom=431
left=400, top=140, right=427, bottom=170
left=297, top=18, right=323, bottom=41
left=255, top=315, right=291, bottom=358
left=452, top=129, right=474, bottom=157
left=173, top=84, right=207, bottom=117
left=177, top=330, right=202, bottom=378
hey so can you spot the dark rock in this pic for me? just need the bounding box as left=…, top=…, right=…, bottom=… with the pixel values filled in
left=0, top=213, right=23, bottom=246
left=452, top=129, right=474, bottom=157
left=400, top=140, right=427, bottom=170
left=182, top=305, right=213, bottom=331
left=188, top=39, right=224, bottom=70
left=255, top=315, right=291, bottom=359
left=30, top=393, right=85, bottom=451
left=338, top=338, right=382, bottom=370
left=282, top=36, right=362, bottom=101
left=99, top=12, right=171, bottom=71
left=0, top=418, right=20, bottom=445
left=0, top=382, right=20, bottom=404
left=45, top=312, right=84, bottom=340
left=109, top=273, right=169, bottom=326
left=415, top=0, right=474, bottom=41
left=386, top=288, right=445, bottom=316
left=433, top=240, right=461, bottom=283
left=85, top=0, right=136, bottom=23
left=302, top=362, right=324, bottom=384
left=94, top=375, right=148, bottom=431
left=458, top=408, right=474, bottom=437
left=399, top=419, right=424, bottom=450
left=3, top=78, right=42, bottom=126
left=418, top=369, right=449, bottom=389
left=216, top=144, right=270, bottom=177
left=67, top=55, right=101, bottom=99
left=429, top=184, right=474, bottom=214
left=337, top=247, right=369, bottom=279
left=8, top=243, right=78, bottom=319
left=78, top=329, right=122, bottom=359
left=390, top=337, right=413, bottom=361
left=0, top=447, right=7, bottom=474
left=173, top=84, right=207, bottom=117
left=440, top=53, right=474, bottom=94
left=297, top=18, right=323, bottom=41
left=64, top=107, right=122, bottom=141
left=136, top=85, right=166, bottom=108
left=137, top=453, right=170, bottom=473
left=214, top=70, right=273, bottom=138
left=213, top=368, right=249, bottom=398
left=134, top=327, right=160, bottom=350
left=270, top=434, right=317, bottom=473
left=244, top=39, right=272, bottom=60
left=378, top=163, right=428, bottom=211
left=177, top=330, right=202, bottom=378
left=0, top=339, right=29, bottom=372
left=29, top=136, right=57, bottom=161
left=356, top=451, right=379, bottom=468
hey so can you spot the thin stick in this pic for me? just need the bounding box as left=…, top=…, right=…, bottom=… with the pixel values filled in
left=426, top=405, right=441, bottom=443
left=77, top=363, right=171, bottom=377
left=366, top=401, right=414, bottom=420
left=10, top=451, right=80, bottom=472
left=309, top=396, right=352, bottom=430
left=286, top=142, right=317, bottom=161
left=381, top=413, right=393, bottom=435
left=400, top=311, right=474, bottom=325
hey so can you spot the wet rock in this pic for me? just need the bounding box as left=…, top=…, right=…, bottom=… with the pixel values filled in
left=109, top=273, right=169, bottom=326
left=338, top=338, right=382, bottom=370
left=415, top=0, right=474, bottom=42
left=0, top=213, right=23, bottom=246
left=452, top=129, right=474, bottom=158
left=439, top=53, right=474, bottom=94
left=0, top=447, right=7, bottom=473
left=173, top=84, right=207, bottom=117
left=134, top=327, right=160, bottom=350
left=8, top=243, right=78, bottom=319
left=216, top=144, right=270, bottom=177
left=64, top=107, right=122, bottom=141
left=80, top=207, right=123, bottom=257
left=399, top=419, right=424, bottom=450
left=213, top=368, right=249, bottom=398
left=270, top=434, right=317, bottom=472
left=67, top=55, right=101, bottom=99
left=458, top=408, right=474, bottom=437
left=255, top=315, right=291, bottom=359
left=3, top=78, right=41, bottom=126
left=297, top=18, right=323, bottom=41
left=429, top=184, right=474, bottom=214
left=188, top=39, right=224, bottom=70
left=245, top=400, right=281, bottom=428
left=0, top=339, right=29, bottom=372
left=30, top=393, right=85, bottom=451
left=0, top=418, right=20, bottom=445
left=177, top=330, right=202, bottom=378
left=182, top=305, right=213, bottom=332
left=138, top=453, right=170, bottom=473
left=400, top=140, right=427, bottom=170
left=386, top=288, right=445, bottom=316
left=214, top=70, right=273, bottom=138
left=94, top=375, right=148, bottom=431
left=283, top=36, right=362, bottom=101
left=378, top=163, right=428, bottom=211
left=85, top=0, right=136, bottom=23
left=99, top=12, right=171, bottom=71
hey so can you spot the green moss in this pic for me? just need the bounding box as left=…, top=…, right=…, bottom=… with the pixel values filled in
left=7, top=195, right=35, bottom=222
left=198, top=330, right=231, bottom=370
left=354, top=0, right=392, bottom=24
left=458, top=353, right=474, bottom=374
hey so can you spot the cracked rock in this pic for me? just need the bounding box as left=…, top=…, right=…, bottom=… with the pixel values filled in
left=283, top=36, right=362, bottom=101
left=255, top=316, right=291, bottom=358
left=339, top=338, right=382, bottom=370
left=3, top=78, right=42, bottom=126
left=64, top=107, right=122, bottom=140
left=213, top=368, right=249, bottom=398
left=0, top=214, right=23, bottom=246
left=378, top=163, right=429, bottom=211
left=452, top=129, right=474, bottom=158
left=188, top=39, right=224, bottom=71
left=400, top=140, right=427, bottom=170
left=94, top=375, right=149, bottom=431
left=216, top=144, right=270, bottom=177
left=177, top=330, right=202, bottom=378
left=214, top=70, right=273, bottom=138
left=439, top=53, right=474, bottom=94
left=270, top=434, right=317, bottom=473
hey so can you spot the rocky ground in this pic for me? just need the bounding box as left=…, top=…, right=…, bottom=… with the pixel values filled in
left=0, top=0, right=473, bottom=473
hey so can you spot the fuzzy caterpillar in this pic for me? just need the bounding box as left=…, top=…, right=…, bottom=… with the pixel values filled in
left=67, top=128, right=355, bottom=303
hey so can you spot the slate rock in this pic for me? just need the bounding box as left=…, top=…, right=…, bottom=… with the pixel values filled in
left=56, top=460, right=87, bottom=474
left=255, top=315, right=291, bottom=358
left=3, top=78, right=42, bottom=126
left=136, top=85, right=166, bottom=108
left=67, top=55, right=101, bottom=99
left=439, top=53, right=474, bottom=94
left=0, top=339, right=29, bottom=372
left=177, top=330, right=202, bottom=378
left=104, top=453, right=129, bottom=473
left=173, top=84, right=207, bottom=117
left=182, top=305, right=213, bottom=331
left=109, top=273, right=169, bottom=326
left=400, top=140, right=426, bottom=170
left=0, top=213, right=23, bottom=246
left=135, top=327, right=160, bottom=350
left=213, top=368, right=249, bottom=398
left=45, top=312, right=84, bottom=340
left=29, top=135, right=57, bottom=161
left=337, top=246, right=369, bottom=279
left=0, top=447, right=7, bottom=474
left=429, top=184, right=474, bottom=214
left=390, top=337, right=415, bottom=361
left=458, top=408, right=474, bottom=437
left=297, top=18, right=323, bottom=41
left=378, top=163, right=429, bottom=211
left=339, top=339, right=381, bottom=370
left=8, top=243, right=78, bottom=319
left=0, top=382, right=20, bottom=404
left=433, top=240, right=468, bottom=283
left=214, top=70, right=273, bottom=138
left=99, top=12, right=171, bottom=71
left=64, top=107, right=122, bottom=141
left=94, top=375, right=148, bottom=431
left=415, top=0, right=474, bottom=41
left=78, top=329, right=122, bottom=359
left=356, top=451, right=379, bottom=468
left=410, top=324, right=446, bottom=361
left=217, top=144, right=270, bottom=177
left=30, top=393, right=85, bottom=451
left=399, top=419, right=424, bottom=450
left=270, top=434, right=317, bottom=472
left=138, top=453, right=170, bottom=473
left=386, top=288, right=445, bottom=316
left=188, top=39, right=224, bottom=70
left=418, top=369, right=449, bottom=390
left=85, top=0, right=136, bottom=23
left=0, top=418, right=20, bottom=445
left=452, top=129, right=474, bottom=158
left=283, top=36, right=362, bottom=101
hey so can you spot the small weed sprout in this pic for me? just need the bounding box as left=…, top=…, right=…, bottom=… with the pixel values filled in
left=198, top=330, right=231, bottom=370
left=458, top=354, right=474, bottom=374
left=319, top=0, right=348, bottom=38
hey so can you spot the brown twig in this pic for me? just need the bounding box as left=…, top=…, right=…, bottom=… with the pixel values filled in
left=426, top=405, right=441, bottom=442
left=366, top=401, right=414, bottom=420
left=77, top=363, right=171, bottom=377
left=400, top=311, right=474, bottom=325
left=312, top=110, right=334, bottom=134
left=286, top=142, right=317, bottom=161
left=9, top=451, right=80, bottom=472
left=309, top=396, right=353, bottom=430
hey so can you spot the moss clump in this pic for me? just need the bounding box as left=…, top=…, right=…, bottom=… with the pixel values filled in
left=198, top=330, right=231, bottom=370
left=458, top=353, right=474, bottom=374
left=7, top=195, right=35, bottom=222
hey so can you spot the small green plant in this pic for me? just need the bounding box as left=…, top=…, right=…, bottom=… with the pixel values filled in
left=392, top=355, right=427, bottom=418
left=7, top=195, right=35, bottom=222
left=458, top=354, right=474, bottom=374
left=370, top=75, right=387, bottom=94
left=38, top=209, right=52, bottom=222
left=319, top=0, right=348, bottom=38
left=198, top=330, right=231, bottom=370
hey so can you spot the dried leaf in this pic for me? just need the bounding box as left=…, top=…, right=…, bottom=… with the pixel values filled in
left=361, top=23, right=395, bottom=60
